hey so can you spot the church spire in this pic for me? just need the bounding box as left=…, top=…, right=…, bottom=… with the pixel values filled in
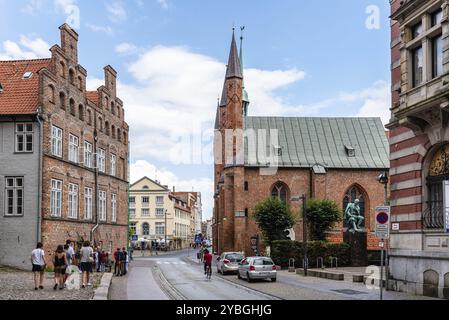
left=225, top=29, right=243, bottom=79
left=240, top=26, right=250, bottom=117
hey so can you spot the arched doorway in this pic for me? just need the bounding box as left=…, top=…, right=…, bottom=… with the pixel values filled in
left=423, top=269, right=439, bottom=298
left=343, top=185, right=366, bottom=229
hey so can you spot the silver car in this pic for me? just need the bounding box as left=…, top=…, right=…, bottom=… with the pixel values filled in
left=217, top=252, right=245, bottom=275
left=237, top=257, right=277, bottom=282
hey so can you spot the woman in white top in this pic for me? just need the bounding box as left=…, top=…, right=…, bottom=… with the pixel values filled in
left=31, top=243, right=47, bottom=290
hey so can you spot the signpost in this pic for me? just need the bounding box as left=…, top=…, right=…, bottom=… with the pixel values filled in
left=375, top=206, right=390, bottom=300
left=250, top=235, right=259, bottom=256
left=132, top=234, right=138, bottom=241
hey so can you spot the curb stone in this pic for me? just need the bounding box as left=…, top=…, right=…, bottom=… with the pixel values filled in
left=92, top=273, right=113, bottom=300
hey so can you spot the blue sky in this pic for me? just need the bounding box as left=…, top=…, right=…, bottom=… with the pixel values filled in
left=0, top=0, right=392, bottom=220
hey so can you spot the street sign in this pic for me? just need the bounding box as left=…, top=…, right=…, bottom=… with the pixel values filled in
left=379, top=241, right=384, bottom=248
left=132, top=234, right=138, bottom=241
left=375, top=206, right=390, bottom=239
left=392, top=223, right=400, bottom=231
left=250, top=236, right=259, bottom=254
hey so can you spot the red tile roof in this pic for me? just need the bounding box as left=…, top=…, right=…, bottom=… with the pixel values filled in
left=0, top=59, right=51, bottom=115
left=86, top=91, right=99, bottom=106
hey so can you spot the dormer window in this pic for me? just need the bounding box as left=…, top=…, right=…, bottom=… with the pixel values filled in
left=345, top=145, right=355, bottom=157
left=22, top=72, right=33, bottom=80
left=274, top=146, right=282, bottom=156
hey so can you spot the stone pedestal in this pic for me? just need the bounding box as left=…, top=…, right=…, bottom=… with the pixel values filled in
left=344, top=231, right=368, bottom=267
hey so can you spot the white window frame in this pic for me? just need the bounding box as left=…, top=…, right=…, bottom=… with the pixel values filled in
left=99, top=191, right=107, bottom=221
left=84, top=187, right=93, bottom=220
left=141, top=208, right=150, bottom=217
left=112, top=193, right=117, bottom=223
left=84, top=142, right=93, bottom=168
left=155, top=222, right=165, bottom=236
left=5, top=177, right=24, bottom=216
left=15, top=123, right=33, bottom=153
left=156, top=208, right=164, bottom=217
left=129, top=208, right=136, bottom=218
left=51, top=126, right=63, bottom=157
left=156, top=196, right=164, bottom=206
left=68, top=183, right=78, bottom=219
left=97, top=148, right=106, bottom=173
left=69, top=134, right=79, bottom=163
left=110, top=154, right=116, bottom=176
left=51, top=179, right=62, bottom=217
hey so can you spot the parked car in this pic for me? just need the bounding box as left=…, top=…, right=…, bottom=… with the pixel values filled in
left=237, top=257, right=277, bottom=282
left=217, top=252, right=245, bottom=275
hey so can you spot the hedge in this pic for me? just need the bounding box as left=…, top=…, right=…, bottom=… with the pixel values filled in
left=270, top=240, right=350, bottom=269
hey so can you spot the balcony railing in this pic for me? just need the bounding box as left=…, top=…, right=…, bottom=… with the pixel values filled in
left=423, top=202, right=445, bottom=229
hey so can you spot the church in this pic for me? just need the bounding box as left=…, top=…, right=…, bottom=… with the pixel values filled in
left=213, top=31, right=390, bottom=257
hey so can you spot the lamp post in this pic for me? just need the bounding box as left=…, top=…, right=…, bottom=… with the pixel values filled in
left=377, top=171, right=389, bottom=295
left=165, top=209, right=168, bottom=251
left=291, top=194, right=307, bottom=276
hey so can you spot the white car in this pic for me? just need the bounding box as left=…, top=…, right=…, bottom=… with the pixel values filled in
left=217, top=252, right=245, bottom=275
left=237, top=257, right=277, bottom=282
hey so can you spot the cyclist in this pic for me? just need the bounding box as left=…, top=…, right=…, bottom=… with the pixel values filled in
left=203, top=249, right=213, bottom=276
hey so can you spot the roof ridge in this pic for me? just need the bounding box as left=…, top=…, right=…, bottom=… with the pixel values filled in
left=0, top=58, right=51, bottom=63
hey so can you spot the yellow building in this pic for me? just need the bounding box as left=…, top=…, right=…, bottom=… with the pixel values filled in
left=129, top=177, right=193, bottom=249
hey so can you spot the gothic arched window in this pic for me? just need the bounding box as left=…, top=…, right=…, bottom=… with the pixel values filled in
left=271, top=182, right=289, bottom=203
left=142, top=223, right=150, bottom=236
left=343, top=185, right=366, bottom=228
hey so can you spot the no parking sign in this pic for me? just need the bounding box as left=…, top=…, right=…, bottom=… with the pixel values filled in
left=375, top=206, right=390, bottom=239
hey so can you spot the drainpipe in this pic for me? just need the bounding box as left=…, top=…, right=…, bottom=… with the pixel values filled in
left=36, top=107, right=44, bottom=243
left=91, top=111, right=99, bottom=243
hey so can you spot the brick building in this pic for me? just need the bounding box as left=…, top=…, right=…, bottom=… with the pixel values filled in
left=387, top=0, right=449, bottom=299
left=0, top=24, right=129, bottom=269
left=213, top=32, right=390, bottom=257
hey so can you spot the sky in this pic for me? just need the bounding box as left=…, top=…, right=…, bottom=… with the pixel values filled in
left=0, top=0, right=392, bottom=221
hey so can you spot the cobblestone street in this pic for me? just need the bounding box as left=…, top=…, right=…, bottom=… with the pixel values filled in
left=0, top=266, right=102, bottom=300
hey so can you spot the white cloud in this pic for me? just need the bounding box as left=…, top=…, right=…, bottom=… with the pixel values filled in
left=54, top=0, right=80, bottom=29
left=86, top=23, right=114, bottom=36
left=157, top=0, right=170, bottom=9
left=355, top=80, right=391, bottom=124
left=106, top=1, right=127, bottom=22
left=22, top=0, right=44, bottom=15
left=0, top=36, right=50, bottom=60
left=115, top=42, right=138, bottom=55
left=130, top=160, right=214, bottom=220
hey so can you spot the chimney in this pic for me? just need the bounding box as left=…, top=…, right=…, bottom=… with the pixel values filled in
left=104, top=65, right=117, bottom=98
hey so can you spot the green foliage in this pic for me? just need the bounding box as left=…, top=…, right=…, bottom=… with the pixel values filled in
left=253, top=197, right=296, bottom=246
left=304, top=198, right=342, bottom=241
left=270, top=240, right=350, bottom=269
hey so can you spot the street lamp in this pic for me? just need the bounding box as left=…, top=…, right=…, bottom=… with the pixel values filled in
left=291, top=194, right=307, bottom=276
left=377, top=171, right=389, bottom=296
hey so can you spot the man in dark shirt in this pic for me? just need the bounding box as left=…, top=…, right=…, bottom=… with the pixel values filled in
left=114, top=248, right=122, bottom=276
left=121, top=248, right=128, bottom=276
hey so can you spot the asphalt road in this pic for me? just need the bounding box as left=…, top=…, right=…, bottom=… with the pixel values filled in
left=128, top=249, right=273, bottom=300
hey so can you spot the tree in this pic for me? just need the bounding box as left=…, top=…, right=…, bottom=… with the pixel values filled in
left=304, top=198, right=342, bottom=241
left=253, top=197, right=296, bottom=246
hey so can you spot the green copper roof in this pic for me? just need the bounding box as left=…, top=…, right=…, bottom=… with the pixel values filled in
left=244, top=117, right=389, bottom=169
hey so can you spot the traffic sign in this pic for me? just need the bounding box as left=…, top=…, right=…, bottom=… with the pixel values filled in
left=375, top=206, right=390, bottom=239
left=132, top=234, right=138, bottom=241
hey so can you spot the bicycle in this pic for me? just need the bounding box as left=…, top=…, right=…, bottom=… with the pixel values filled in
left=205, top=264, right=212, bottom=280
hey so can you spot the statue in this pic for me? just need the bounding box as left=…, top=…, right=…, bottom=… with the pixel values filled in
left=345, top=199, right=364, bottom=234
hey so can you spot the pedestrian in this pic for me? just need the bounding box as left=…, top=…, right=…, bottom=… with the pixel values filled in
left=63, top=244, right=70, bottom=285
left=31, top=242, right=47, bottom=291
left=114, top=248, right=121, bottom=276
left=95, top=247, right=101, bottom=272
left=53, top=245, right=68, bottom=290
left=66, top=240, right=75, bottom=266
left=79, top=241, right=94, bottom=288
left=99, top=250, right=106, bottom=272
left=129, top=246, right=134, bottom=262
left=122, top=248, right=128, bottom=276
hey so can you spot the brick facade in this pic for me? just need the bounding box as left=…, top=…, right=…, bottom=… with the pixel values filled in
left=213, top=33, right=388, bottom=258
left=39, top=24, right=129, bottom=262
